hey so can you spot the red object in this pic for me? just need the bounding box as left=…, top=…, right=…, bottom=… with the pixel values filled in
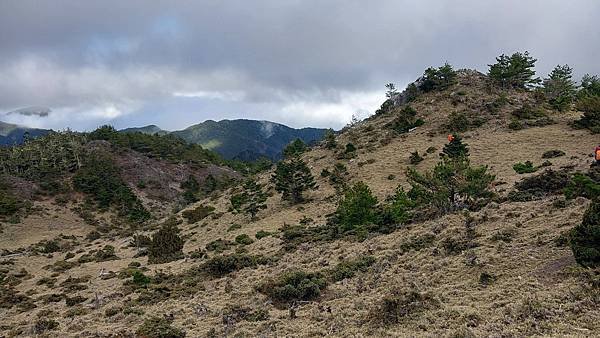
left=447, top=134, right=455, bottom=142
left=595, top=146, right=600, bottom=161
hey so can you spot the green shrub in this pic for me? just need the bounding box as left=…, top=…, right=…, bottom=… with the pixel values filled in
left=570, top=199, right=600, bottom=267
left=323, top=129, right=337, bottom=149
left=182, top=205, right=215, bottom=223
left=255, top=230, right=272, bottom=239
left=371, top=288, right=437, bottom=324
left=542, top=150, right=565, bottom=159
left=445, top=112, right=485, bottom=133
left=136, top=316, right=185, bottom=338
left=509, top=169, right=571, bottom=202
left=235, top=234, right=254, bottom=245
left=34, top=318, right=59, bottom=334
left=236, top=179, right=268, bottom=220
left=205, top=239, right=234, bottom=253
left=65, top=295, right=87, bottom=307
left=327, top=255, right=375, bottom=282
left=202, top=253, right=268, bottom=277
left=148, top=224, right=184, bottom=264
left=259, top=270, right=327, bottom=305
left=387, top=106, right=425, bottom=134
left=180, top=175, right=200, bottom=204
left=409, top=151, right=423, bottom=165
left=227, top=223, right=242, bottom=232
left=132, top=271, right=151, bottom=287
left=564, top=173, right=600, bottom=200
left=95, top=245, right=119, bottom=262
left=573, top=96, right=600, bottom=133
left=0, top=189, right=24, bottom=218
left=513, top=161, right=537, bottom=174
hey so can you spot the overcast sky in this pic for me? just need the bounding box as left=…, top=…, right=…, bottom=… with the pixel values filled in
left=0, top=0, right=598, bottom=131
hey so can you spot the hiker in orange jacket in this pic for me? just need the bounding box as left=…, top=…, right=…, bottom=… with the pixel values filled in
left=595, top=145, right=600, bottom=166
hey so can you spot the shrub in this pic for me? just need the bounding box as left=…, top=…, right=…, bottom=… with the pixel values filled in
left=409, top=151, right=424, bottom=165
left=570, top=199, right=600, bottom=268
left=34, top=319, right=59, bottom=334
left=0, top=189, right=24, bottom=218
left=259, top=270, right=327, bottom=305
left=94, top=245, right=119, bottom=262
left=513, top=161, right=537, bottom=174
left=327, top=255, right=375, bottom=282
left=272, top=158, right=317, bottom=204
left=148, top=224, right=184, bottom=264
left=445, top=112, right=485, bottom=133
left=182, top=205, right=214, bottom=223
left=509, top=169, right=571, bottom=201
left=387, top=106, right=424, bottom=134
left=255, top=230, right=272, bottom=239
left=235, top=234, right=254, bottom=245
left=132, top=270, right=151, bottom=287
left=65, top=295, right=87, bottom=307
left=371, top=288, right=437, bottom=324
left=573, top=96, right=600, bottom=133
left=202, top=253, right=268, bottom=277
left=323, top=129, right=337, bottom=149
left=205, top=239, right=234, bottom=253
left=488, top=51, right=541, bottom=89
left=564, top=173, right=600, bottom=200
left=136, top=316, right=185, bottom=338
left=180, top=175, right=200, bottom=204
left=542, top=150, right=565, bottom=159
left=441, top=135, right=469, bottom=159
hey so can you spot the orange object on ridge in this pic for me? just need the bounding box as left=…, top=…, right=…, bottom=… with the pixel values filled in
left=447, top=134, right=455, bottom=142
left=595, top=146, right=600, bottom=161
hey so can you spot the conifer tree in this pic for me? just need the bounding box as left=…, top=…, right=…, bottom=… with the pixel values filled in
left=272, top=157, right=317, bottom=203
left=323, top=129, right=337, bottom=149
left=488, top=51, right=541, bottom=89
left=543, top=64, right=577, bottom=111
left=441, top=134, right=469, bottom=159
left=240, top=179, right=267, bottom=220
left=283, top=139, right=308, bottom=158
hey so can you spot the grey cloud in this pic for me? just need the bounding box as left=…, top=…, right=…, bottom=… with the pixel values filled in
left=0, top=0, right=599, bottom=130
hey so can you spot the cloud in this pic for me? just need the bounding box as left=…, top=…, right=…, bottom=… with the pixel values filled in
left=0, top=0, right=598, bottom=130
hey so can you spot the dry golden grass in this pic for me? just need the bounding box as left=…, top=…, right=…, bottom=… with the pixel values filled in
left=1, top=73, right=599, bottom=337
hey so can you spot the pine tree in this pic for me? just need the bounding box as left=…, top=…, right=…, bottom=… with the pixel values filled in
left=441, top=135, right=469, bottom=159
left=419, top=63, right=457, bottom=92
left=385, top=83, right=399, bottom=99
left=323, top=129, right=337, bottom=149
left=241, top=179, right=267, bottom=220
left=283, top=139, right=308, bottom=158
left=336, top=181, right=378, bottom=232
left=578, top=74, right=600, bottom=99
left=488, top=51, right=541, bottom=89
left=272, top=157, right=317, bottom=203
left=543, top=64, right=577, bottom=111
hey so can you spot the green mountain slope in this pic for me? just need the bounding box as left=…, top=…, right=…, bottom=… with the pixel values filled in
left=171, top=119, right=327, bottom=160
left=0, top=120, right=51, bottom=145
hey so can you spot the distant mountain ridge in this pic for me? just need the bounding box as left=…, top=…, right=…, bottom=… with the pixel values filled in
left=122, top=119, right=328, bottom=160
left=0, top=121, right=52, bottom=145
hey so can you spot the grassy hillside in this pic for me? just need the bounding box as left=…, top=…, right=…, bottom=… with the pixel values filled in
left=1, top=64, right=599, bottom=337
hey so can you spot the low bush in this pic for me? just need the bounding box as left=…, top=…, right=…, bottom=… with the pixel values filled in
left=148, top=224, right=184, bottom=264
left=255, top=230, right=272, bottom=239
left=234, top=234, right=254, bottom=245
left=259, top=270, right=327, bottom=305
left=371, top=288, right=437, bottom=324
left=182, top=205, right=215, bottom=224
left=508, top=169, right=571, bottom=201
left=564, top=173, right=600, bottom=200
left=386, top=106, right=424, bottom=134
left=573, top=96, right=600, bottom=133
left=570, top=198, right=600, bottom=267
left=95, top=245, right=119, bottom=262
left=205, top=239, right=234, bottom=253
left=327, top=255, right=375, bottom=282
left=542, top=150, right=565, bottom=159
left=202, top=253, right=269, bottom=277
left=513, top=161, right=537, bottom=174
left=34, top=318, right=59, bottom=334
left=136, top=316, right=185, bottom=338
left=444, top=112, right=485, bottom=133
left=409, top=151, right=424, bottom=165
